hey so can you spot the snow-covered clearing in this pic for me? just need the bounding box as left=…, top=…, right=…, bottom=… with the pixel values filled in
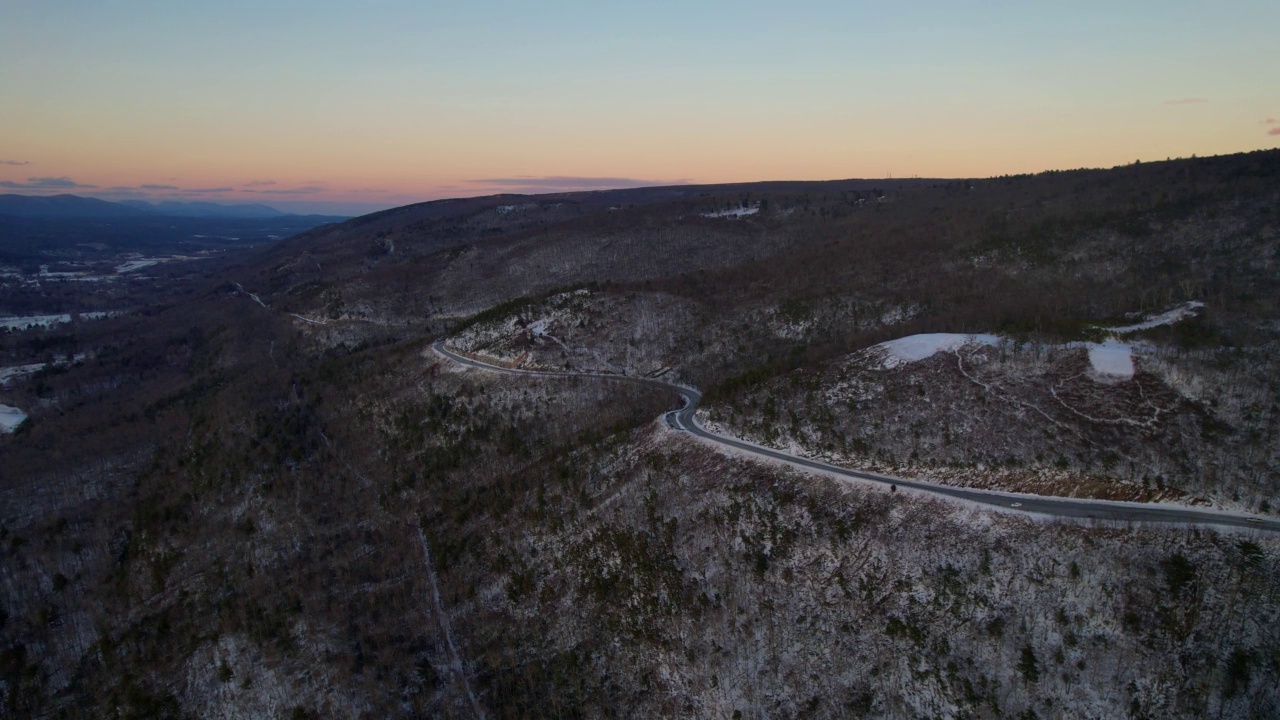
left=0, top=404, right=27, bottom=433
left=872, top=303, right=1205, bottom=378
left=1083, top=340, right=1135, bottom=378
left=873, top=333, right=1001, bottom=369
left=873, top=333, right=1150, bottom=379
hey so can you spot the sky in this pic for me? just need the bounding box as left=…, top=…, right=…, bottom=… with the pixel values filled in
left=2, top=1, right=1278, bottom=215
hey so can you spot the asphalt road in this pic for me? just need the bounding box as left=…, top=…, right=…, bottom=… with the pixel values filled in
left=434, top=341, right=1280, bottom=534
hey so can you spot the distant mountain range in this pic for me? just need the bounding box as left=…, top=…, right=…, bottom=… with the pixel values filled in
left=118, top=199, right=288, bottom=218
left=0, top=193, right=302, bottom=219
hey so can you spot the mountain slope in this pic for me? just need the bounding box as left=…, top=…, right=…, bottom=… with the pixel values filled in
left=0, top=193, right=151, bottom=218
left=1, top=151, right=1279, bottom=718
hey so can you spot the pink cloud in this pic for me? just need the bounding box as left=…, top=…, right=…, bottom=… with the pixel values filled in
left=1269, top=127, right=1280, bottom=136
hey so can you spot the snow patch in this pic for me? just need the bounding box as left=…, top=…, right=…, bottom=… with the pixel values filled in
left=0, top=363, right=46, bottom=385
left=874, top=333, right=1001, bottom=369
left=0, top=404, right=27, bottom=433
left=0, top=314, right=71, bottom=331
left=1105, top=301, right=1204, bottom=334
left=872, top=332, right=1138, bottom=380
left=701, top=206, right=759, bottom=218
left=1076, top=301, right=1205, bottom=379
left=115, top=259, right=159, bottom=273
left=1085, top=341, right=1135, bottom=378
left=0, top=311, right=121, bottom=331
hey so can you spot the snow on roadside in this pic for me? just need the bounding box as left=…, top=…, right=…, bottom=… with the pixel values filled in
left=0, top=404, right=27, bottom=433
left=686, top=413, right=1150, bottom=515
left=873, top=333, right=1001, bottom=369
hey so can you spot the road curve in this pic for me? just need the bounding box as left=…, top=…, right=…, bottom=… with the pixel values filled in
left=433, top=341, right=1280, bottom=535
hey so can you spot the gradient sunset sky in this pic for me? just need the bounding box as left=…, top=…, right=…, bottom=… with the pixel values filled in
left=3, top=1, right=1278, bottom=215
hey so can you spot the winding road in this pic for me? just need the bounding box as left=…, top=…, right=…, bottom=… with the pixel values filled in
left=434, top=341, right=1280, bottom=534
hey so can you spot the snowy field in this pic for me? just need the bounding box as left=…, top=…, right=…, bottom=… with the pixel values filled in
left=0, top=311, right=120, bottom=332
